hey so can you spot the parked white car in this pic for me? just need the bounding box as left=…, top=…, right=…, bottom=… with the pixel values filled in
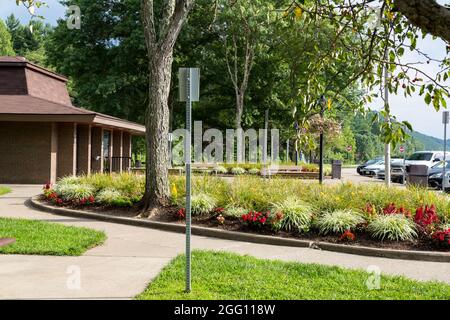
left=405, top=151, right=450, bottom=168
left=361, top=160, right=385, bottom=176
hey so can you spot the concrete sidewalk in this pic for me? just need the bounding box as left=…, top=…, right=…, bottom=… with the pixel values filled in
left=0, top=185, right=449, bottom=299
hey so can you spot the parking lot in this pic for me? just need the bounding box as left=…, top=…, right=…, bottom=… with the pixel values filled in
left=333, top=167, right=406, bottom=187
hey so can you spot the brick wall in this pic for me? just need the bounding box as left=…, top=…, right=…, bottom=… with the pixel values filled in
left=91, top=127, right=103, bottom=172
left=77, top=125, right=91, bottom=175
left=57, top=123, right=77, bottom=178
left=0, top=122, right=52, bottom=184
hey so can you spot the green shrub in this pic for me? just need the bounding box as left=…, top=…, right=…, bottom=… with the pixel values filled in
left=96, top=188, right=122, bottom=204
left=368, top=214, right=417, bottom=241
left=272, top=197, right=313, bottom=233
left=55, top=183, right=95, bottom=201
left=213, top=166, right=228, bottom=174
left=224, top=206, right=247, bottom=218
left=231, top=167, right=246, bottom=175
left=57, top=175, right=81, bottom=187
left=248, top=168, right=260, bottom=175
left=190, top=193, right=217, bottom=215
left=315, top=210, right=365, bottom=235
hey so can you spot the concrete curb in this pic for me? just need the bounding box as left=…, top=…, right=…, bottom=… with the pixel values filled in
left=30, top=197, right=450, bottom=263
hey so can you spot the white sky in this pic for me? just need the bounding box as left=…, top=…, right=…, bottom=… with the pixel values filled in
left=1, top=0, right=449, bottom=138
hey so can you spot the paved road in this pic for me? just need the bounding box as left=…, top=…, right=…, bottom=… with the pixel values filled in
left=0, top=185, right=448, bottom=299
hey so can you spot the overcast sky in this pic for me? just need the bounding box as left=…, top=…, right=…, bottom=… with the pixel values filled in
left=1, top=0, right=449, bottom=139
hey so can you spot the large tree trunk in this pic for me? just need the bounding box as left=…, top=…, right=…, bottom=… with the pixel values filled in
left=393, top=0, right=450, bottom=43
left=235, top=92, right=244, bottom=129
left=140, top=0, right=194, bottom=214
left=143, top=53, right=173, bottom=210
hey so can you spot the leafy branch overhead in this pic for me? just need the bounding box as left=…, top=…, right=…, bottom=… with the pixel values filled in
left=283, top=0, right=449, bottom=145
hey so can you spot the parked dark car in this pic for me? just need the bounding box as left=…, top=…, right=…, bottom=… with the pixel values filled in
left=357, top=158, right=383, bottom=175
left=428, top=161, right=450, bottom=189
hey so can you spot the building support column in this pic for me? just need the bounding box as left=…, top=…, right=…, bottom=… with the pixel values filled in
left=122, top=132, right=132, bottom=172
left=112, top=130, right=123, bottom=172
left=91, top=126, right=103, bottom=173
left=108, top=129, right=113, bottom=174
left=50, top=123, right=58, bottom=184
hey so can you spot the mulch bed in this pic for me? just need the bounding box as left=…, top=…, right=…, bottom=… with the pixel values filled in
left=41, top=199, right=449, bottom=253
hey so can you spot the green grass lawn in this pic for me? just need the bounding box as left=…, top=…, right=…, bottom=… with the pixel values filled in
left=137, top=251, right=450, bottom=300
left=0, top=218, right=106, bottom=256
left=0, top=187, right=11, bottom=196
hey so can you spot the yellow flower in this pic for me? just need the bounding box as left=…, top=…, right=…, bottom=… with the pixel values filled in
left=386, top=11, right=394, bottom=21
left=171, top=183, right=178, bottom=199
left=294, top=7, right=303, bottom=19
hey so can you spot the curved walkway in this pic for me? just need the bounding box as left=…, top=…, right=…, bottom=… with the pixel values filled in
left=0, top=185, right=449, bottom=299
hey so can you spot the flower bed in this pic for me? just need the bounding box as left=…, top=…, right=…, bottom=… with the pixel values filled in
left=42, top=173, right=144, bottom=211
left=168, top=176, right=450, bottom=251
left=41, top=175, right=450, bottom=252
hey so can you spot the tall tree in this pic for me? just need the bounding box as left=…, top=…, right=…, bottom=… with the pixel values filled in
left=217, top=0, right=273, bottom=129
left=6, top=14, right=52, bottom=65
left=47, top=0, right=147, bottom=122
left=141, top=0, right=195, bottom=212
left=0, top=19, right=15, bottom=56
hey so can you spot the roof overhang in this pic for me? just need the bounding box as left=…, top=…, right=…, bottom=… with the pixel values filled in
left=0, top=113, right=146, bottom=135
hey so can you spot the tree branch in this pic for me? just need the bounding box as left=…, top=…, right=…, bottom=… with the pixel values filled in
left=393, top=0, right=450, bottom=43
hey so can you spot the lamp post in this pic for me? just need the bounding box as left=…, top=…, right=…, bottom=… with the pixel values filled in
left=318, top=95, right=327, bottom=184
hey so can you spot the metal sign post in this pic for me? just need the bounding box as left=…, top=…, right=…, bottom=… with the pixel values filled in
left=443, top=111, right=449, bottom=192
left=399, top=146, right=406, bottom=185
left=179, top=68, right=200, bottom=293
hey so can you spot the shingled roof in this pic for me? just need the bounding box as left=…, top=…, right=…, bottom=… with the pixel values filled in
left=0, top=57, right=145, bottom=134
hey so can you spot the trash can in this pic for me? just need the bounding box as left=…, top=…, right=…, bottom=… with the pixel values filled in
left=331, top=160, right=342, bottom=179
left=406, top=165, right=428, bottom=188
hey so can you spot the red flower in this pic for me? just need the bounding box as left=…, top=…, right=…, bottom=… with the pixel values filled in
left=214, top=207, right=225, bottom=214
left=176, top=208, right=186, bottom=220
left=241, top=211, right=269, bottom=228
left=415, top=205, right=439, bottom=232
left=431, top=228, right=450, bottom=248
left=381, top=203, right=411, bottom=217
left=56, top=198, right=63, bottom=205
left=79, top=198, right=87, bottom=205
left=383, top=203, right=397, bottom=215
left=339, top=230, right=356, bottom=241
left=47, top=192, right=57, bottom=200
left=43, top=183, right=52, bottom=190
left=88, top=196, right=95, bottom=204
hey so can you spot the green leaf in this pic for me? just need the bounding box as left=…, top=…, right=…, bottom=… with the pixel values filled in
left=425, top=93, right=432, bottom=105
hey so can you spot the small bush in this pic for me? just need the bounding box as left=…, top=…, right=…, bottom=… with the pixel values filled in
left=96, top=188, right=122, bottom=203
left=224, top=206, right=248, bottom=218
left=190, top=193, right=217, bottom=215
left=248, top=168, right=260, bottom=175
left=315, top=210, right=365, bottom=235
left=213, top=166, right=228, bottom=174
left=368, top=214, right=417, bottom=241
left=55, top=183, right=95, bottom=201
left=271, top=197, right=313, bottom=233
left=231, top=167, right=246, bottom=175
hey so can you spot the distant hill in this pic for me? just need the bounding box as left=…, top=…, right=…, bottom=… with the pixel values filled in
left=410, top=131, right=450, bottom=151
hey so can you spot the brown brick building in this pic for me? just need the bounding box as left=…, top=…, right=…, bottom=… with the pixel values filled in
left=0, top=57, right=145, bottom=184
